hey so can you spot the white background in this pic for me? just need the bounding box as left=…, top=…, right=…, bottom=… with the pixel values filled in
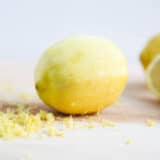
left=0, top=0, right=160, bottom=67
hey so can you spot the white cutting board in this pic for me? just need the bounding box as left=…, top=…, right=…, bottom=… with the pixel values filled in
left=0, top=61, right=160, bottom=160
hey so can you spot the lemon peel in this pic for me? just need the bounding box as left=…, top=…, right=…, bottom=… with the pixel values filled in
left=146, top=55, right=160, bottom=98
left=140, top=34, right=160, bottom=69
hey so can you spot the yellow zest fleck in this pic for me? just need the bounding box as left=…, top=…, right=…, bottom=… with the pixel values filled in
left=39, top=110, right=48, bottom=120
left=46, top=113, right=55, bottom=124
left=146, top=119, right=156, bottom=127
left=88, top=121, right=96, bottom=128
left=48, top=126, right=56, bottom=136
left=63, top=116, right=73, bottom=129
left=101, top=120, right=116, bottom=127
left=126, top=139, right=132, bottom=145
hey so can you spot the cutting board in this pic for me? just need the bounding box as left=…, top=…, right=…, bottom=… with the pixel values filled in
left=0, top=61, right=160, bottom=160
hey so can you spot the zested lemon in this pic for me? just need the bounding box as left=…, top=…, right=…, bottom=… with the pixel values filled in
left=35, top=36, right=128, bottom=115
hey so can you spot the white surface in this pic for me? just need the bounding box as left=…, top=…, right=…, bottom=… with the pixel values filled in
left=0, top=124, right=160, bottom=160
left=0, top=0, right=160, bottom=66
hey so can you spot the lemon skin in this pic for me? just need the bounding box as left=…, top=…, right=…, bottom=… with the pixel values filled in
left=146, top=55, right=160, bottom=98
left=140, top=34, right=160, bottom=69
left=35, top=36, right=128, bottom=115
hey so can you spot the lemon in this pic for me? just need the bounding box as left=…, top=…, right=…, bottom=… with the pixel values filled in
left=140, top=34, right=160, bottom=69
left=35, top=36, right=128, bottom=114
left=146, top=55, right=160, bottom=98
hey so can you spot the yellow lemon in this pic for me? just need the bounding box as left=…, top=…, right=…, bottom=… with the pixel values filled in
left=34, top=36, right=128, bottom=114
left=140, top=34, right=160, bottom=69
left=146, top=55, right=160, bottom=98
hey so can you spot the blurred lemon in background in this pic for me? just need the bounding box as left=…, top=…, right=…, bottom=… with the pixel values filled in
left=140, top=34, right=160, bottom=98
left=146, top=55, right=160, bottom=98
left=35, top=36, right=128, bottom=114
left=140, top=34, right=160, bottom=69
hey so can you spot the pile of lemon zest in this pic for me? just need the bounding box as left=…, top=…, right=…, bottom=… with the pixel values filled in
left=0, top=102, right=123, bottom=140
left=0, top=104, right=60, bottom=139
